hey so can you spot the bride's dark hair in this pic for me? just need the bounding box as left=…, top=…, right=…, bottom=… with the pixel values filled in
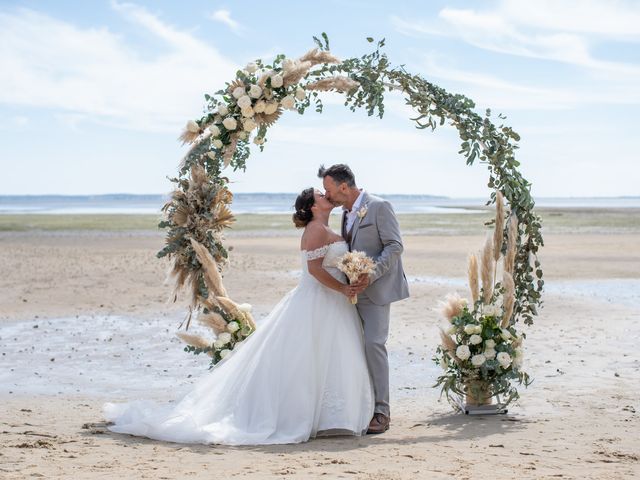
left=292, top=188, right=315, bottom=228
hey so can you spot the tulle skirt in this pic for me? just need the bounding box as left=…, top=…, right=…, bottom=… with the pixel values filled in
left=104, top=278, right=374, bottom=445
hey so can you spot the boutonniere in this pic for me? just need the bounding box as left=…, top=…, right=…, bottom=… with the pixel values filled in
left=356, top=205, right=368, bottom=219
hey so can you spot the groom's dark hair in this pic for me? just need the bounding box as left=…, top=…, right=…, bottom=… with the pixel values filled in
left=317, top=164, right=356, bottom=187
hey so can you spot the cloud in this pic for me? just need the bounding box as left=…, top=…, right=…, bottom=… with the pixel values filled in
left=209, top=9, right=243, bottom=33
left=392, top=1, right=640, bottom=76
left=418, top=54, right=640, bottom=109
left=0, top=3, right=239, bottom=133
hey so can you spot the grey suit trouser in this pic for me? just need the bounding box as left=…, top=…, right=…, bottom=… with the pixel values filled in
left=356, top=295, right=391, bottom=417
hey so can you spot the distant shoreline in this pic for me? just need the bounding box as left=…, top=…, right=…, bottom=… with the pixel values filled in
left=1, top=208, right=639, bottom=235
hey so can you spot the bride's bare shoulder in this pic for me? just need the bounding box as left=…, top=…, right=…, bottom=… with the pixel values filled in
left=300, top=222, right=331, bottom=251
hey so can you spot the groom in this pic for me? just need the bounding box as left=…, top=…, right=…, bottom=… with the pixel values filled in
left=319, top=164, right=410, bottom=434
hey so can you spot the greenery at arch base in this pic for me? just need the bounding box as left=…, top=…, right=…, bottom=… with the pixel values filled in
left=157, top=34, right=544, bottom=408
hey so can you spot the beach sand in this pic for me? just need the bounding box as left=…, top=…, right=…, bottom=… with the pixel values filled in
left=1, top=227, right=639, bottom=479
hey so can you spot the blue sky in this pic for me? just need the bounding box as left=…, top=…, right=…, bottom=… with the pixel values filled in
left=1, top=0, right=638, bottom=197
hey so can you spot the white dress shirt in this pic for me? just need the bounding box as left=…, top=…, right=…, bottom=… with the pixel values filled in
left=344, top=189, right=365, bottom=234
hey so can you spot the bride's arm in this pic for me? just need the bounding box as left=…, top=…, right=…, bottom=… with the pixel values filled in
left=307, top=257, right=354, bottom=297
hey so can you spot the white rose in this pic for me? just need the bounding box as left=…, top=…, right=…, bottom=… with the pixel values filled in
left=238, top=303, right=252, bottom=313
left=471, top=354, right=486, bottom=367
left=212, top=139, right=223, bottom=149
left=264, top=102, right=278, bottom=115
left=484, top=305, right=501, bottom=317
left=218, top=104, right=229, bottom=116
left=483, top=348, right=497, bottom=359
left=226, top=321, right=240, bottom=333
left=213, top=339, right=224, bottom=349
left=280, top=95, right=295, bottom=110
left=500, top=329, right=513, bottom=341
left=249, top=85, right=262, bottom=99
left=222, top=117, right=237, bottom=130
left=218, top=332, right=232, bottom=345
left=469, top=334, right=482, bottom=345
left=241, top=106, right=255, bottom=117
left=186, top=120, right=199, bottom=133
left=253, top=136, right=265, bottom=145
left=270, top=74, right=283, bottom=88
left=497, top=352, right=512, bottom=368
left=245, top=62, right=258, bottom=74
left=295, top=87, right=306, bottom=101
left=208, top=125, right=220, bottom=136
left=242, top=118, right=257, bottom=132
left=238, top=131, right=248, bottom=141
left=474, top=325, right=482, bottom=334
left=237, top=95, right=252, bottom=109
left=206, top=151, right=216, bottom=160
left=232, top=86, right=245, bottom=99
left=219, top=349, right=231, bottom=359
left=464, top=324, right=476, bottom=335
left=485, top=339, right=496, bottom=349
left=455, top=345, right=471, bottom=361
left=254, top=100, right=266, bottom=113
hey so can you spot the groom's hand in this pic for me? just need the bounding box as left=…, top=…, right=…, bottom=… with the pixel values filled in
left=353, top=273, right=370, bottom=294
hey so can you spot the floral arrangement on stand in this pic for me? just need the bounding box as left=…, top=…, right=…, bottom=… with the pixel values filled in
left=433, top=191, right=533, bottom=411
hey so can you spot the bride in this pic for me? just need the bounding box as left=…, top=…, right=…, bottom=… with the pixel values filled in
left=103, top=188, right=374, bottom=445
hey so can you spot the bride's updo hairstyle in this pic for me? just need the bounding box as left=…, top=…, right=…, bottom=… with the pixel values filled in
left=293, top=188, right=315, bottom=228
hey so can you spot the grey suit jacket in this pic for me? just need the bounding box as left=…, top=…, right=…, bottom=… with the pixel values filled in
left=344, top=192, right=410, bottom=306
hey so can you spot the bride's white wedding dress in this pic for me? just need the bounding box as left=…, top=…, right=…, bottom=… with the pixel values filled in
left=103, top=240, right=374, bottom=445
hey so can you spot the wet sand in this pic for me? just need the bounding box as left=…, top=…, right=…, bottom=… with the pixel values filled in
left=1, top=230, right=639, bottom=478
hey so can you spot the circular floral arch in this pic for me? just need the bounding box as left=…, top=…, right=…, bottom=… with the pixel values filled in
left=158, top=35, right=544, bottom=374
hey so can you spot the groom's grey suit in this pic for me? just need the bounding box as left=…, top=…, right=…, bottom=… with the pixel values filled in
left=342, top=191, right=409, bottom=417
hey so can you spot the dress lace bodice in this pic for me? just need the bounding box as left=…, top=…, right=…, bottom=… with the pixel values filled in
left=301, top=241, right=348, bottom=283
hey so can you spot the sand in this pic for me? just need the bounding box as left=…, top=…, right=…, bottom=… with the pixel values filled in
left=1, top=230, right=639, bottom=479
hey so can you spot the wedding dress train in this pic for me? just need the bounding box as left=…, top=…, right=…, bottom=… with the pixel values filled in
left=103, top=241, right=374, bottom=445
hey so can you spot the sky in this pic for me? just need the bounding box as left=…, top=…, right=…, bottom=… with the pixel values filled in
left=0, top=0, right=639, bottom=198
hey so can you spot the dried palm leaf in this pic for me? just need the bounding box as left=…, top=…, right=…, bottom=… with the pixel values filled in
left=227, top=78, right=246, bottom=95
left=214, top=203, right=235, bottom=229
left=254, top=108, right=282, bottom=128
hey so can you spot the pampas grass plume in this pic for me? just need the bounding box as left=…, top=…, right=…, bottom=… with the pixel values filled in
left=481, top=235, right=494, bottom=304
left=504, top=215, right=519, bottom=274
left=440, top=293, right=467, bottom=322
left=501, top=272, right=516, bottom=328
left=468, top=253, right=480, bottom=305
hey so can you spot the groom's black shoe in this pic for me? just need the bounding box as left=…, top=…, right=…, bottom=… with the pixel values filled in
left=367, top=413, right=390, bottom=434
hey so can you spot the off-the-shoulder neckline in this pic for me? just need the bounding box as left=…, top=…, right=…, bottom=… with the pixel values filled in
left=301, top=239, right=346, bottom=253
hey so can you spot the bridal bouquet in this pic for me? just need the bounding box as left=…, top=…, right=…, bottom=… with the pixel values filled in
left=433, top=191, right=532, bottom=409
left=336, top=250, right=376, bottom=304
